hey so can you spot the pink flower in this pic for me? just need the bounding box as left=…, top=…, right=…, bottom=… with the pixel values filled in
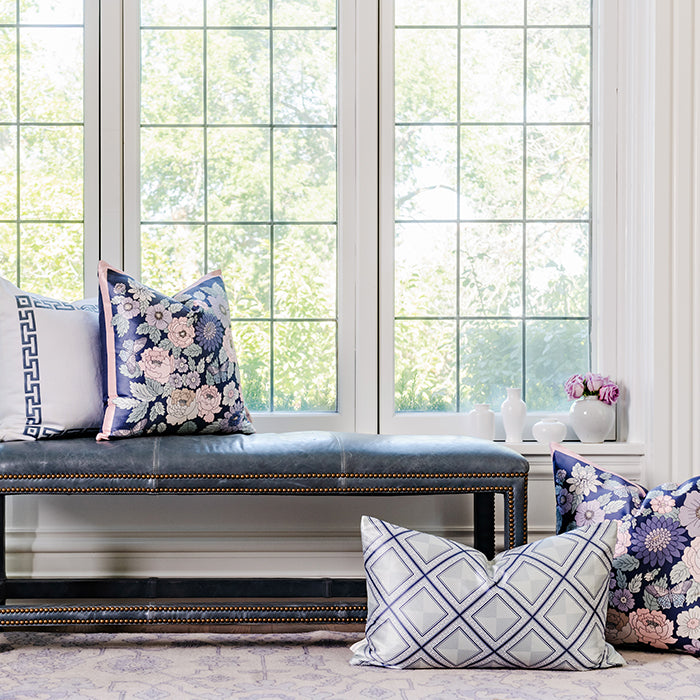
left=614, top=525, right=632, bottom=558
left=599, top=382, right=619, bottom=405
left=682, top=539, right=700, bottom=579
left=196, top=385, right=221, bottom=422
left=584, top=372, right=605, bottom=392
left=679, top=491, right=700, bottom=537
left=138, top=347, right=175, bottom=383
left=628, top=608, right=677, bottom=649
left=145, top=302, right=172, bottom=330
left=565, top=374, right=585, bottom=399
left=605, top=609, right=638, bottom=646
left=651, top=494, right=675, bottom=515
left=165, top=388, right=198, bottom=425
left=167, top=317, right=195, bottom=348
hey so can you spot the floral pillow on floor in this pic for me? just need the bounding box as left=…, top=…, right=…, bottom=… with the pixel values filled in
left=552, top=444, right=700, bottom=655
left=97, top=261, right=254, bottom=440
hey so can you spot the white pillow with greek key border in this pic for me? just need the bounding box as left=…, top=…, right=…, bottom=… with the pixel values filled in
left=0, top=276, right=103, bottom=441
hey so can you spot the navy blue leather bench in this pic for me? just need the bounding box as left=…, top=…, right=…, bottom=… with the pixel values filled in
left=0, top=431, right=528, bottom=629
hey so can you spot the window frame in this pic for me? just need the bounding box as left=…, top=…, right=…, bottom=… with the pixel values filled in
left=378, top=0, right=619, bottom=439
left=93, top=0, right=621, bottom=439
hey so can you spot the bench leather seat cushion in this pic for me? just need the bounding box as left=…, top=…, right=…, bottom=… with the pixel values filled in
left=0, top=432, right=528, bottom=494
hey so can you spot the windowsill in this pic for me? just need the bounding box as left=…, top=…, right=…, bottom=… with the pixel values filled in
left=503, top=441, right=646, bottom=457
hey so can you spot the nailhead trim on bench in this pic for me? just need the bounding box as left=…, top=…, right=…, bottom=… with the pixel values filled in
left=0, top=472, right=524, bottom=480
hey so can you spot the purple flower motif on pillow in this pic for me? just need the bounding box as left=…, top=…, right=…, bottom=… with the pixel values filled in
left=630, top=516, right=688, bottom=568
left=195, top=312, right=224, bottom=352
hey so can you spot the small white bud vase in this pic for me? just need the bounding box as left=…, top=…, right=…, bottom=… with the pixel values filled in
left=569, top=396, right=615, bottom=443
left=532, top=418, right=567, bottom=444
left=501, top=388, right=526, bottom=443
left=468, top=404, right=495, bottom=440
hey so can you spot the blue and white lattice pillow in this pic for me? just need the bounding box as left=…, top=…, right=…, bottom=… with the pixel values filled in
left=97, top=261, right=254, bottom=440
left=351, top=515, right=624, bottom=670
left=0, top=275, right=103, bottom=441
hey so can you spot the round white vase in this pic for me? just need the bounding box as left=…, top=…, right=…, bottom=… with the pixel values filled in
left=532, top=418, right=567, bottom=444
left=468, top=404, right=495, bottom=440
left=501, top=388, right=526, bottom=443
left=569, top=396, right=615, bottom=443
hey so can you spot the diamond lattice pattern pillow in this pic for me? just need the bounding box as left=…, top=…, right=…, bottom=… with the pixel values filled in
left=350, top=516, right=624, bottom=670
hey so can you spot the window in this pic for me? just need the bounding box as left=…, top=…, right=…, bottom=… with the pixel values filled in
left=0, top=0, right=607, bottom=437
left=382, top=0, right=593, bottom=433
left=0, top=0, right=97, bottom=298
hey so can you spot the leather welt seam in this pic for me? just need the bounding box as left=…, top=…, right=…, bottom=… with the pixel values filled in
left=0, top=472, right=527, bottom=480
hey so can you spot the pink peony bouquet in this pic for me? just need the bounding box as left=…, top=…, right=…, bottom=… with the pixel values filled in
left=565, top=372, right=619, bottom=405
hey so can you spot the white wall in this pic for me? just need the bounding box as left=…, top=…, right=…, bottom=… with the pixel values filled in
left=6, top=0, right=700, bottom=579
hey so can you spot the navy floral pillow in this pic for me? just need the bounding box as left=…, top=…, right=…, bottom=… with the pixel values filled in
left=553, top=445, right=700, bottom=655
left=97, top=261, right=254, bottom=440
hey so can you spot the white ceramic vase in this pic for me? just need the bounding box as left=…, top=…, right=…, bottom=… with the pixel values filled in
left=532, top=418, right=567, bottom=444
left=569, top=396, right=615, bottom=443
left=501, top=388, right=526, bottom=443
left=468, top=404, right=495, bottom=440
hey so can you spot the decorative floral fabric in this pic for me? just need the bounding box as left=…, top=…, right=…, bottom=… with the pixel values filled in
left=351, top=516, right=624, bottom=670
left=97, top=261, right=254, bottom=440
left=552, top=445, right=700, bottom=655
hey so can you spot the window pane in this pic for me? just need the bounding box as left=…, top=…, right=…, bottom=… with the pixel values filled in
left=141, top=29, right=203, bottom=124
left=526, top=223, right=588, bottom=317
left=460, top=223, right=522, bottom=317
left=461, top=29, right=523, bottom=122
left=462, top=0, right=524, bottom=25
left=274, top=321, right=336, bottom=411
left=207, top=30, right=269, bottom=124
left=274, top=224, right=335, bottom=318
left=528, top=0, right=590, bottom=25
left=20, top=126, right=83, bottom=220
left=527, top=28, right=590, bottom=122
left=272, top=0, right=335, bottom=27
left=232, top=321, right=271, bottom=411
left=273, top=30, right=336, bottom=124
left=141, top=224, right=205, bottom=295
left=208, top=225, right=271, bottom=318
left=526, top=319, right=589, bottom=411
left=207, top=127, right=270, bottom=220
left=396, top=0, right=457, bottom=26
left=395, top=223, right=456, bottom=317
left=460, top=320, right=521, bottom=409
left=395, top=125, right=457, bottom=220
left=0, top=223, right=16, bottom=279
left=141, top=127, right=204, bottom=221
left=141, top=0, right=203, bottom=27
left=395, top=320, right=457, bottom=411
left=273, top=127, right=336, bottom=221
left=207, top=1, right=268, bottom=26
left=19, top=223, right=82, bottom=298
left=0, top=29, right=16, bottom=122
left=0, top=126, right=16, bottom=218
left=19, top=0, right=82, bottom=24
left=460, top=126, right=523, bottom=219
left=0, top=1, right=14, bottom=23
left=527, top=125, right=589, bottom=219
left=395, top=29, right=457, bottom=123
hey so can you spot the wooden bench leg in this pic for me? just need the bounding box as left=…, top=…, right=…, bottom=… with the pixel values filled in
left=473, top=492, right=495, bottom=559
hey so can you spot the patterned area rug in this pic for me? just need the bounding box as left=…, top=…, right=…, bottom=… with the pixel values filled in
left=0, top=630, right=698, bottom=699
